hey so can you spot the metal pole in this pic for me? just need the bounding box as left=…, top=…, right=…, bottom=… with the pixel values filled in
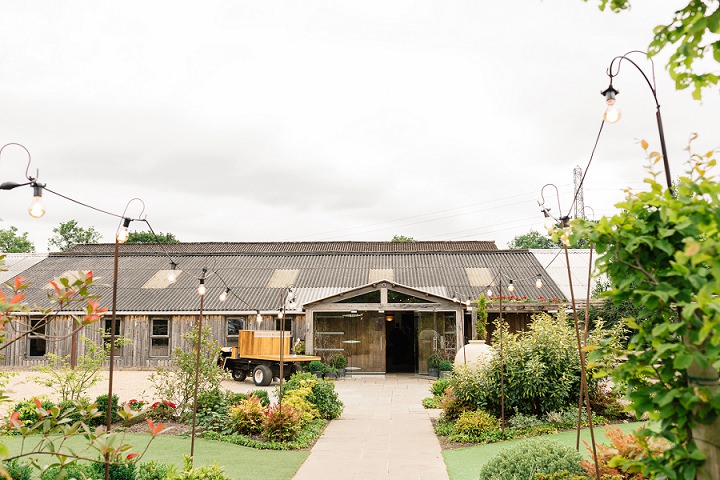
left=656, top=109, right=672, bottom=191
left=499, top=267, right=505, bottom=437
left=105, top=238, right=120, bottom=480
left=190, top=289, right=204, bottom=462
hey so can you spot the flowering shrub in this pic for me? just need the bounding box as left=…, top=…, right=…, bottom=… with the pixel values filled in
left=149, top=400, right=177, bottom=421
left=126, top=399, right=147, bottom=411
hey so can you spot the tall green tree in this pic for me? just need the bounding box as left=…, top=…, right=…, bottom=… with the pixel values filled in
left=126, top=230, right=179, bottom=244
left=507, top=230, right=560, bottom=249
left=0, top=226, right=35, bottom=253
left=588, top=0, right=720, bottom=99
left=48, top=220, right=102, bottom=252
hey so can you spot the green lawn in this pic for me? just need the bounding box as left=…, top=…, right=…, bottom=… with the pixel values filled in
left=2, top=434, right=309, bottom=480
left=443, top=422, right=646, bottom=480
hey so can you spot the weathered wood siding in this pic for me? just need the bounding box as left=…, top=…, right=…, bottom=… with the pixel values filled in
left=0, top=313, right=310, bottom=369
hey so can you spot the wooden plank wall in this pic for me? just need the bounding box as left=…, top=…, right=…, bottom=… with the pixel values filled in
left=0, top=313, right=310, bottom=369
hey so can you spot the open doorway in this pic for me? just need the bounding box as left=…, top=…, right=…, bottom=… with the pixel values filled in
left=385, top=312, right=416, bottom=373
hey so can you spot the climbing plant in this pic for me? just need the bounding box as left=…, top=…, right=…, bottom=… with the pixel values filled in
left=573, top=136, right=720, bottom=479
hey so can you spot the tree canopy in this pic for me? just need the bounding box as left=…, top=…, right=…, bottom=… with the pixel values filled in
left=507, top=230, right=561, bottom=249
left=0, top=226, right=35, bottom=253
left=48, top=220, right=102, bottom=252
left=590, top=0, right=720, bottom=99
left=391, top=235, right=417, bottom=242
left=126, top=231, right=179, bottom=244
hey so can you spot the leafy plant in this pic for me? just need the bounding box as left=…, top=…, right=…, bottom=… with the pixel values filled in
left=430, top=378, right=451, bottom=397
left=33, top=335, right=130, bottom=402
left=135, top=460, right=177, bottom=480
left=453, top=410, right=500, bottom=438
left=573, top=138, right=720, bottom=478
left=149, top=324, right=227, bottom=421
left=172, top=456, right=231, bottom=480
left=328, top=353, right=347, bottom=370
left=262, top=405, right=303, bottom=442
left=439, top=360, right=453, bottom=372
left=90, top=460, right=136, bottom=480
left=474, top=293, right=488, bottom=340
left=228, top=396, right=265, bottom=435
left=580, top=425, right=668, bottom=479
left=427, top=353, right=441, bottom=369
left=93, top=393, right=121, bottom=426
left=478, top=439, right=585, bottom=480
left=306, top=378, right=344, bottom=420
left=2, top=459, right=33, bottom=480
left=306, top=360, right=326, bottom=374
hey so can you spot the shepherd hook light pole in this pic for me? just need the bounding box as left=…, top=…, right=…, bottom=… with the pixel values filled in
left=602, top=50, right=673, bottom=192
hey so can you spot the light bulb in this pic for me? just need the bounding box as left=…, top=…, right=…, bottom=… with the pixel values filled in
left=278, top=311, right=284, bottom=319
left=116, top=218, right=131, bottom=243
left=167, top=272, right=177, bottom=283
left=604, top=98, right=621, bottom=124
left=486, top=288, right=493, bottom=298
left=256, top=313, right=263, bottom=323
left=508, top=281, right=514, bottom=293
left=544, top=215, right=555, bottom=233
left=116, top=227, right=129, bottom=243
left=198, top=281, right=206, bottom=296
left=219, top=288, right=229, bottom=302
left=536, top=275, right=543, bottom=289
left=28, top=196, right=45, bottom=218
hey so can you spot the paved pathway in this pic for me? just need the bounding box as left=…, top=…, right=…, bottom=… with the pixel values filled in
left=293, top=374, right=449, bottom=480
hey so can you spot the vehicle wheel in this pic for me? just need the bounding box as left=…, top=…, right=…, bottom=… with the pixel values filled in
left=231, top=369, right=247, bottom=382
left=253, top=365, right=273, bottom=386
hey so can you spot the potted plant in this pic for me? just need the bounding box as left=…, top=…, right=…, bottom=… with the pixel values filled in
left=439, top=359, right=453, bottom=378
left=307, top=360, right=326, bottom=378
left=329, top=353, right=347, bottom=378
left=427, top=353, right=441, bottom=377
left=324, top=365, right=338, bottom=380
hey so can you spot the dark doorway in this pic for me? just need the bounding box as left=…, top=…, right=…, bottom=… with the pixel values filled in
left=385, top=312, right=416, bottom=373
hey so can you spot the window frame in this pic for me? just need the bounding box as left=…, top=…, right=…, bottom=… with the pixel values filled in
left=27, top=317, right=47, bottom=357
left=226, top=316, right=246, bottom=346
left=149, top=317, right=171, bottom=357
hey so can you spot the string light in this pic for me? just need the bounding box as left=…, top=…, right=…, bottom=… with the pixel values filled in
left=116, top=218, right=131, bottom=243
left=219, top=287, right=230, bottom=302
left=256, top=311, right=263, bottom=323
left=536, top=274, right=543, bottom=289
left=167, top=262, right=178, bottom=283
left=28, top=183, right=45, bottom=218
left=508, top=280, right=514, bottom=293
left=197, top=278, right=206, bottom=296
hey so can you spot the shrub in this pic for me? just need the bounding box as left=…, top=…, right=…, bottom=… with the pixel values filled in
left=438, top=389, right=470, bottom=421
left=149, top=400, right=177, bottom=421
left=229, top=396, right=265, bottom=435
left=40, top=463, right=95, bottom=480
left=422, top=397, right=439, bottom=409
left=11, top=398, right=55, bottom=427
left=535, top=474, right=590, bottom=480
left=427, top=353, right=441, bottom=369
left=306, top=360, right=325, bottom=374
left=509, top=412, right=544, bottom=429
left=328, top=353, right=347, bottom=370
left=262, top=404, right=303, bottom=442
left=57, top=398, right=91, bottom=424
left=93, top=393, right=121, bottom=426
left=478, top=439, right=584, bottom=480
left=282, top=390, right=319, bottom=426
left=149, top=324, right=227, bottom=422
left=580, top=425, right=668, bottom=479
left=3, top=459, right=33, bottom=480
left=248, top=389, right=270, bottom=407
left=454, top=410, right=500, bottom=438
left=135, top=460, right=177, bottom=480
left=439, top=360, right=453, bottom=372
left=430, top=378, right=451, bottom=397
left=173, top=456, right=231, bottom=480
left=306, top=379, right=344, bottom=420
left=91, top=460, right=136, bottom=480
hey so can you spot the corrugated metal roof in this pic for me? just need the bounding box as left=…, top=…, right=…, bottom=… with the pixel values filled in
left=530, top=249, right=605, bottom=301
left=10, top=244, right=565, bottom=312
left=0, top=253, right=48, bottom=284
left=59, top=240, right=498, bottom=256
left=368, top=269, right=393, bottom=283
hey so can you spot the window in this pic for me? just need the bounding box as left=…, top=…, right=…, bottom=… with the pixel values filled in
left=28, top=318, right=47, bottom=357
left=150, top=317, right=171, bottom=357
left=103, top=318, right=123, bottom=353
left=226, top=317, right=245, bottom=346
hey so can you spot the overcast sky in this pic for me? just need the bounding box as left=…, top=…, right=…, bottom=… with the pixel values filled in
left=1, top=1, right=718, bottom=252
